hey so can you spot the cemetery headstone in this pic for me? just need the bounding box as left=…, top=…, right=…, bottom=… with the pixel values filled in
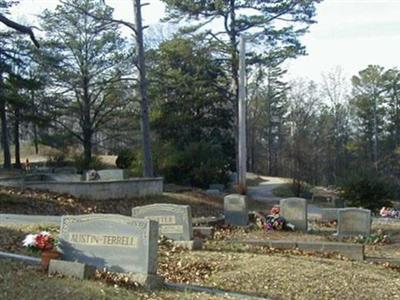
left=60, top=214, right=158, bottom=274
left=224, top=194, right=248, bottom=226
left=280, top=197, right=308, bottom=231
left=206, top=189, right=220, bottom=196
left=209, top=184, right=224, bottom=193
left=97, top=169, right=126, bottom=181
left=337, top=208, right=371, bottom=237
left=132, top=204, right=192, bottom=241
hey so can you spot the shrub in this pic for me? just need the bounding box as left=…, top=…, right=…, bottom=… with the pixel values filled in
left=339, top=171, right=394, bottom=211
left=73, top=155, right=107, bottom=171
left=115, top=149, right=136, bottom=169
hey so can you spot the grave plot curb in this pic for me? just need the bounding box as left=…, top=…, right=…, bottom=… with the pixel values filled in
left=0, top=251, right=40, bottom=265
left=232, top=240, right=365, bottom=261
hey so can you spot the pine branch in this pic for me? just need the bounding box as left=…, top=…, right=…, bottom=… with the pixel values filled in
left=0, top=14, right=40, bottom=48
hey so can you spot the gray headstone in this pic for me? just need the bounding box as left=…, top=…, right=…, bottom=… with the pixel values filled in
left=132, top=204, right=192, bottom=241
left=97, top=169, right=126, bottom=181
left=280, top=197, right=308, bottom=231
left=60, top=214, right=158, bottom=274
left=206, top=189, right=220, bottom=196
left=224, top=194, right=248, bottom=226
left=337, top=208, right=371, bottom=237
left=209, top=184, right=224, bottom=193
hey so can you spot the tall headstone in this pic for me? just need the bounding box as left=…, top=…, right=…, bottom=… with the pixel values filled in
left=224, top=194, right=248, bottom=226
left=337, top=208, right=371, bottom=237
left=280, top=197, right=308, bottom=231
left=132, top=204, right=192, bottom=241
left=59, top=214, right=158, bottom=274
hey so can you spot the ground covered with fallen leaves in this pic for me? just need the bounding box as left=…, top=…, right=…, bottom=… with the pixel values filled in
left=0, top=187, right=223, bottom=217
left=2, top=224, right=400, bottom=300
left=0, top=260, right=233, bottom=300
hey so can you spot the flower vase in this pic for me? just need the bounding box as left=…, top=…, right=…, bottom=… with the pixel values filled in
left=41, top=250, right=60, bottom=270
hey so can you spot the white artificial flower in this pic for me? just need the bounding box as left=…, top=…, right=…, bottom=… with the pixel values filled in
left=40, top=231, right=51, bottom=236
left=23, top=234, right=37, bottom=247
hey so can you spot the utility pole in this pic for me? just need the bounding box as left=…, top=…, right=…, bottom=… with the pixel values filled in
left=133, top=0, right=154, bottom=177
left=238, top=35, right=247, bottom=191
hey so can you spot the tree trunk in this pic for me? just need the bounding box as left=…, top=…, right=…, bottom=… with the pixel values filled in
left=31, top=89, right=39, bottom=154
left=14, top=107, right=21, bottom=169
left=134, top=0, right=154, bottom=177
left=372, top=92, right=378, bottom=170
left=0, top=71, right=11, bottom=169
left=228, top=0, right=240, bottom=182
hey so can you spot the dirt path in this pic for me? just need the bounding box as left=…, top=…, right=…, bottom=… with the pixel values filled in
left=246, top=176, right=322, bottom=217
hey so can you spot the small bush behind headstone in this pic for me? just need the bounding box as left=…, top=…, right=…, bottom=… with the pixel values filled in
left=115, top=149, right=136, bottom=169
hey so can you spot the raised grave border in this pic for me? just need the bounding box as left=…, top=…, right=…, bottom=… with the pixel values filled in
left=0, top=177, right=163, bottom=200
left=233, top=239, right=365, bottom=261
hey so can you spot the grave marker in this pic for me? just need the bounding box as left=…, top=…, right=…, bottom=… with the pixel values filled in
left=132, top=204, right=192, bottom=241
left=280, top=197, right=308, bottom=231
left=224, top=194, right=248, bottom=226
left=337, top=208, right=371, bottom=237
left=60, top=214, right=158, bottom=274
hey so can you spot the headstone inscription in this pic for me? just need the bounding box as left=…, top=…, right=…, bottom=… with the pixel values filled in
left=337, top=208, right=371, bottom=237
left=132, top=204, right=192, bottom=241
left=59, top=214, right=158, bottom=274
left=224, top=194, right=248, bottom=226
left=280, top=197, right=308, bottom=231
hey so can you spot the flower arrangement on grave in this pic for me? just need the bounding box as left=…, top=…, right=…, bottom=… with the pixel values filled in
left=23, top=231, right=60, bottom=270
left=380, top=207, right=400, bottom=218
left=254, top=205, right=289, bottom=231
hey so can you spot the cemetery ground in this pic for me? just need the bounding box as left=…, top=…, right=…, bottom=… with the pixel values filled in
left=1, top=183, right=400, bottom=299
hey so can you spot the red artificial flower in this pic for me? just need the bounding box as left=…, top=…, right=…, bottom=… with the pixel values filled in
left=35, top=233, right=54, bottom=251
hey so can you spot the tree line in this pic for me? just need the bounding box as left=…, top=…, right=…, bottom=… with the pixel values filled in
left=7, top=0, right=398, bottom=195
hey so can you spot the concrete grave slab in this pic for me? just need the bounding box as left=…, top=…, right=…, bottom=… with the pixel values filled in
left=280, top=197, right=308, bottom=231
left=60, top=214, right=158, bottom=274
left=224, top=194, right=248, bottom=226
left=48, top=260, right=96, bottom=280
left=132, top=204, right=193, bottom=241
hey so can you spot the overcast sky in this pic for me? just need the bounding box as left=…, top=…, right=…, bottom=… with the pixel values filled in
left=8, top=0, right=400, bottom=82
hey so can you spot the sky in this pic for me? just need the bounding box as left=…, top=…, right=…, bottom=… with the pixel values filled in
left=8, top=0, right=400, bottom=83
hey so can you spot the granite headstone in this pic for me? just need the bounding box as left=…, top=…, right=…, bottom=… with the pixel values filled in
left=224, top=194, right=248, bottom=226
left=280, top=197, right=308, bottom=231
left=60, top=214, right=158, bottom=274
left=337, top=208, right=371, bottom=237
left=132, top=204, right=192, bottom=241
